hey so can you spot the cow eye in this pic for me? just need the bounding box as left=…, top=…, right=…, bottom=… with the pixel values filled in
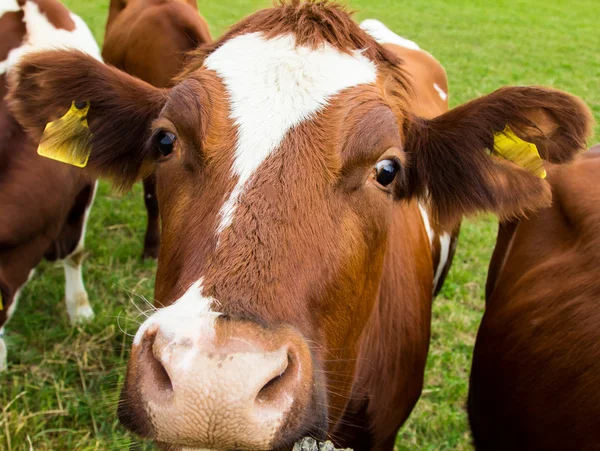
left=375, top=159, right=400, bottom=186
left=156, top=131, right=176, bottom=156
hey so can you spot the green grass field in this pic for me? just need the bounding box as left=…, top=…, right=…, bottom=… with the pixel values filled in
left=1, top=0, right=599, bottom=449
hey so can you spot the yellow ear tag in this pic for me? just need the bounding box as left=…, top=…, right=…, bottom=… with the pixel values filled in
left=0, top=291, right=3, bottom=311
left=492, top=126, right=546, bottom=179
left=37, top=101, right=93, bottom=168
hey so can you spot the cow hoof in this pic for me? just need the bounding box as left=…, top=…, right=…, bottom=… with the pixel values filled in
left=141, top=246, right=159, bottom=260
left=66, top=294, right=95, bottom=325
left=0, top=337, right=7, bottom=373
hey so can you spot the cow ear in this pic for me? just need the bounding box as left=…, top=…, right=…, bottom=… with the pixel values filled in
left=7, top=49, right=167, bottom=189
left=404, top=86, right=594, bottom=227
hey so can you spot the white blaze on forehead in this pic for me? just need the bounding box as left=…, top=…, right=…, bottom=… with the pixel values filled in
left=204, top=32, right=378, bottom=236
left=0, top=1, right=102, bottom=76
left=433, top=82, right=448, bottom=101
left=133, top=279, right=220, bottom=346
left=418, top=203, right=434, bottom=246
left=360, top=19, right=420, bottom=50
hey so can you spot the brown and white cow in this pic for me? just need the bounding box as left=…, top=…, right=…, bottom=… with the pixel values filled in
left=0, top=0, right=101, bottom=372
left=468, top=144, right=600, bottom=451
left=103, top=0, right=212, bottom=259
left=7, top=2, right=593, bottom=449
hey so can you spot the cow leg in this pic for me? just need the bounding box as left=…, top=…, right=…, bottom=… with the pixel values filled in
left=142, top=174, right=160, bottom=260
left=63, top=248, right=93, bottom=323
left=62, top=182, right=97, bottom=324
left=0, top=270, right=35, bottom=372
left=0, top=330, right=5, bottom=372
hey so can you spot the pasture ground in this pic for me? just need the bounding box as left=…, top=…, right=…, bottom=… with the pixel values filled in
left=1, top=0, right=598, bottom=449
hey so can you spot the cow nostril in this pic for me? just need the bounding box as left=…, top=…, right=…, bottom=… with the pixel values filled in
left=142, top=331, right=173, bottom=398
left=256, top=352, right=294, bottom=408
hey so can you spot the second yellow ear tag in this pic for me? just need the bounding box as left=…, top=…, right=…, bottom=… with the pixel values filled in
left=37, top=101, right=93, bottom=168
left=0, top=291, right=3, bottom=311
left=493, top=126, right=546, bottom=179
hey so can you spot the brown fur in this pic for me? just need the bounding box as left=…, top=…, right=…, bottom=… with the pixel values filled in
left=469, top=146, right=600, bottom=450
left=6, top=2, right=594, bottom=449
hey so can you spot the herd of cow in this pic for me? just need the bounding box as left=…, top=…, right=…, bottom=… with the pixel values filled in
left=0, top=0, right=598, bottom=450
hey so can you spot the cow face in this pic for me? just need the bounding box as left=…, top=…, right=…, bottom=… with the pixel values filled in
left=8, top=3, right=592, bottom=449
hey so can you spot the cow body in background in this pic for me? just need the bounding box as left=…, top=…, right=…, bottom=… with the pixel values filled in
left=468, top=144, right=600, bottom=450
left=103, top=0, right=212, bottom=259
left=0, top=0, right=101, bottom=371
left=8, top=2, right=592, bottom=449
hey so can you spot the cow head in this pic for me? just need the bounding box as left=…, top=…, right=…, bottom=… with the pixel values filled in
left=8, top=2, right=592, bottom=449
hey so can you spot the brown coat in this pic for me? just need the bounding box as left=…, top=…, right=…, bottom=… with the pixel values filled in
left=469, top=144, right=600, bottom=450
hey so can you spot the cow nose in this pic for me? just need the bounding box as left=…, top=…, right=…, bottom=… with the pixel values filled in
left=121, top=319, right=314, bottom=450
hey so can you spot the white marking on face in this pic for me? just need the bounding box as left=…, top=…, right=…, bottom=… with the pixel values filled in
left=133, top=279, right=220, bottom=346
left=418, top=203, right=434, bottom=246
left=360, top=19, right=421, bottom=50
left=433, top=83, right=448, bottom=101
left=204, top=32, right=378, bottom=236
left=433, top=233, right=451, bottom=290
left=1, top=1, right=102, bottom=77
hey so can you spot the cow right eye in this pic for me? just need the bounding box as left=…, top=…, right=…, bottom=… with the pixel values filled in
left=156, top=131, right=176, bottom=156
left=375, top=159, right=400, bottom=187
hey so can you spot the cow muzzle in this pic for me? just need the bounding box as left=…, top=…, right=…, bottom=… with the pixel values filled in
left=119, top=315, right=318, bottom=450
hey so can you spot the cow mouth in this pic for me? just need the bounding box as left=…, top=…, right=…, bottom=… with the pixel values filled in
left=118, top=320, right=329, bottom=451
left=154, top=436, right=341, bottom=451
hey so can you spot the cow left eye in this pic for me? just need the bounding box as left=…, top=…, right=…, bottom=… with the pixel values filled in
left=156, top=131, right=176, bottom=156
left=375, top=159, right=400, bottom=186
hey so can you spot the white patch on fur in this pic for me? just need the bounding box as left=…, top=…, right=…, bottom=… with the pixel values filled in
left=63, top=182, right=97, bottom=324
left=433, top=233, right=451, bottom=290
left=418, top=203, right=434, bottom=246
left=433, top=82, right=448, bottom=101
left=133, top=279, right=220, bottom=346
left=360, top=19, right=420, bottom=50
left=1, top=1, right=101, bottom=77
left=63, top=258, right=93, bottom=324
left=0, top=0, right=20, bottom=17
left=204, top=32, right=377, bottom=236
